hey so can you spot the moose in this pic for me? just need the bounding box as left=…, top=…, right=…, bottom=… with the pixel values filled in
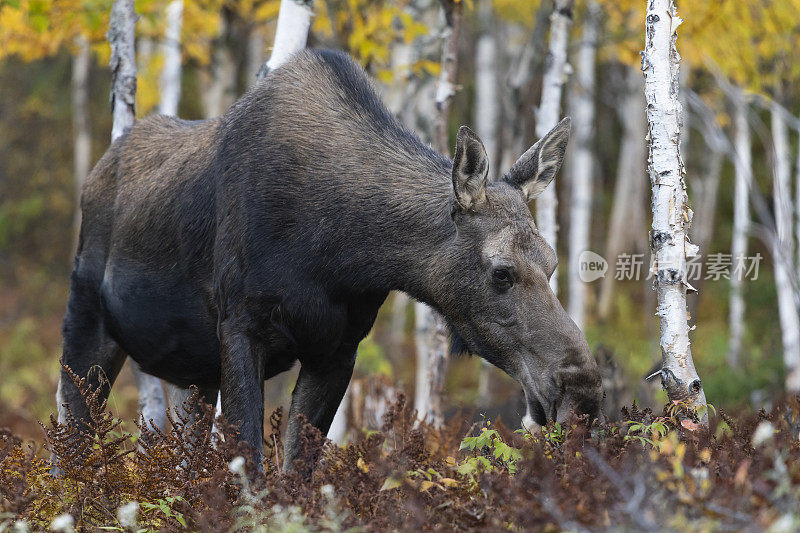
left=57, top=49, right=603, bottom=470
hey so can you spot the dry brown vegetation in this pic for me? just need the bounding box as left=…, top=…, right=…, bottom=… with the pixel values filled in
left=2, top=371, right=800, bottom=531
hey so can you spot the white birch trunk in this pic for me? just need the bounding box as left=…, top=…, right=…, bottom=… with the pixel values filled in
left=728, top=92, right=751, bottom=368
left=770, top=105, right=800, bottom=391
left=158, top=0, right=183, bottom=116
left=796, top=127, right=800, bottom=277
left=566, top=1, right=599, bottom=330
left=108, top=0, right=137, bottom=141
left=328, top=385, right=350, bottom=444
left=474, top=2, right=498, bottom=176
left=598, top=70, right=647, bottom=320
left=535, top=0, right=574, bottom=294
left=474, top=1, right=498, bottom=399
left=642, top=0, right=706, bottom=414
left=389, top=291, right=409, bottom=348
left=72, top=36, right=91, bottom=242
left=260, top=0, right=314, bottom=78
left=109, top=0, right=168, bottom=431
left=414, top=301, right=448, bottom=425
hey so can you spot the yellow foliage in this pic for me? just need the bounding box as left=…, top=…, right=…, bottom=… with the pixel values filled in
left=314, top=0, right=428, bottom=76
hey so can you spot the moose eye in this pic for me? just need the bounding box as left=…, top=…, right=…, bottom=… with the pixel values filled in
left=492, top=267, right=513, bottom=289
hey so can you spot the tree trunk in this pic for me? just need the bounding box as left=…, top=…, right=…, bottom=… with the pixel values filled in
left=108, top=0, right=137, bottom=141
left=535, top=0, right=574, bottom=295
left=473, top=0, right=499, bottom=401
left=158, top=0, right=183, bottom=116
left=414, top=0, right=462, bottom=427
left=202, top=10, right=236, bottom=119
left=692, top=152, right=723, bottom=257
left=108, top=0, right=169, bottom=431
left=474, top=1, right=499, bottom=176
left=72, top=36, right=91, bottom=245
left=259, top=0, right=314, bottom=78
left=432, top=0, right=462, bottom=155
left=247, top=27, right=265, bottom=81
left=389, top=291, right=409, bottom=349
left=770, top=104, right=800, bottom=392
left=414, top=302, right=449, bottom=426
left=728, top=92, right=751, bottom=368
left=796, top=126, right=800, bottom=279
left=566, top=0, right=599, bottom=331
left=642, top=0, right=706, bottom=415
left=598, top=69, right=647, bottom=320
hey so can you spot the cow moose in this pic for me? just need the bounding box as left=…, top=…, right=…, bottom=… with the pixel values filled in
left=57, top=49, right=603, bottom=470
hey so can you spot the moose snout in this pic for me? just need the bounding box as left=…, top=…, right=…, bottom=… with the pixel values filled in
left=521, top=349, right=604, bottom=429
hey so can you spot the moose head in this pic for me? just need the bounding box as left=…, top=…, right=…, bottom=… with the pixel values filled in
left=436, top=117, right=603, bottom=427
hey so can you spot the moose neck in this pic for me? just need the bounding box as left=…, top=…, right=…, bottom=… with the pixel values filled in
left=323, top=129, right=459, bottom=308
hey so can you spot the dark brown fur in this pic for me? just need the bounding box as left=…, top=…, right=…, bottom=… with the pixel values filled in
left=58, top=49, right=602, bottom=470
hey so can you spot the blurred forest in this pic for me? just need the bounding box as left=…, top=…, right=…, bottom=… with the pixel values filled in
left=1, top=0, right=800, bottom=442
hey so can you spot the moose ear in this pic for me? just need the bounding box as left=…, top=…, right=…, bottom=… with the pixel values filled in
left=504, top=117, right=571, bottom=202
left=452, top=125, right=489, bottom=211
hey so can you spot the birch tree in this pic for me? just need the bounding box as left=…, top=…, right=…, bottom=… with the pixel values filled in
left=258, top=0, right=314, bottom=79
left=71, top=36, right=90, bottom=241
left=158, top=0, right=183, bottom=116
left=796, top=126, right=800, bottom=277
left=642, top=0, right=706, bottom=415
left=108, top=0, right=168, bottom=431
left=598, top=69, right=647, bottom=320
left=535, top=0, right=574, bottom=294
left=727, top=91, right=750, bottom=368
left=414, top=0, right=463, bottom=427
left=566, top=0, right=599, bottom=330
left=770, top=104, right=800, bottom=392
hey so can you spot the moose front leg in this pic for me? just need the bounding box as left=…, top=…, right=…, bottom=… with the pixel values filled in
left=219, top=324, right=266, bottom=468
left=283, top=351, right=356, bottom=471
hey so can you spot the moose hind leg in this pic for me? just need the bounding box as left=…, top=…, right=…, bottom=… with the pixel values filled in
left=57, top=266, right=127, bottom=434
left=283, top=352, right=356, bottom=471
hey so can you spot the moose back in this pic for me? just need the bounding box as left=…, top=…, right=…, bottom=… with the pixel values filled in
left=58, top=49, right=602, bottom=469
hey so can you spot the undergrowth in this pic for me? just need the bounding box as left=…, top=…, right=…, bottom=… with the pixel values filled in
left=2, top=370, right=800, bottom=531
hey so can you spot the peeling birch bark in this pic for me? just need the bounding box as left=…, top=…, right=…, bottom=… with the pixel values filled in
left=770, top=105, right=800, bottom=392
left=433, top=0, right=462, bottom=155
left=728, top=92, right=751, bottom=368
left=566, top=0, right=599, bottom=330
left=260, top=0, right=314, bottom=78
left=535, top=0, right=574, bottom=294
left=108, top=0, right=137, bottom=141
left=642, top=0, right=706, bottom=415
left=158, top=0, right=183, bottom=117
